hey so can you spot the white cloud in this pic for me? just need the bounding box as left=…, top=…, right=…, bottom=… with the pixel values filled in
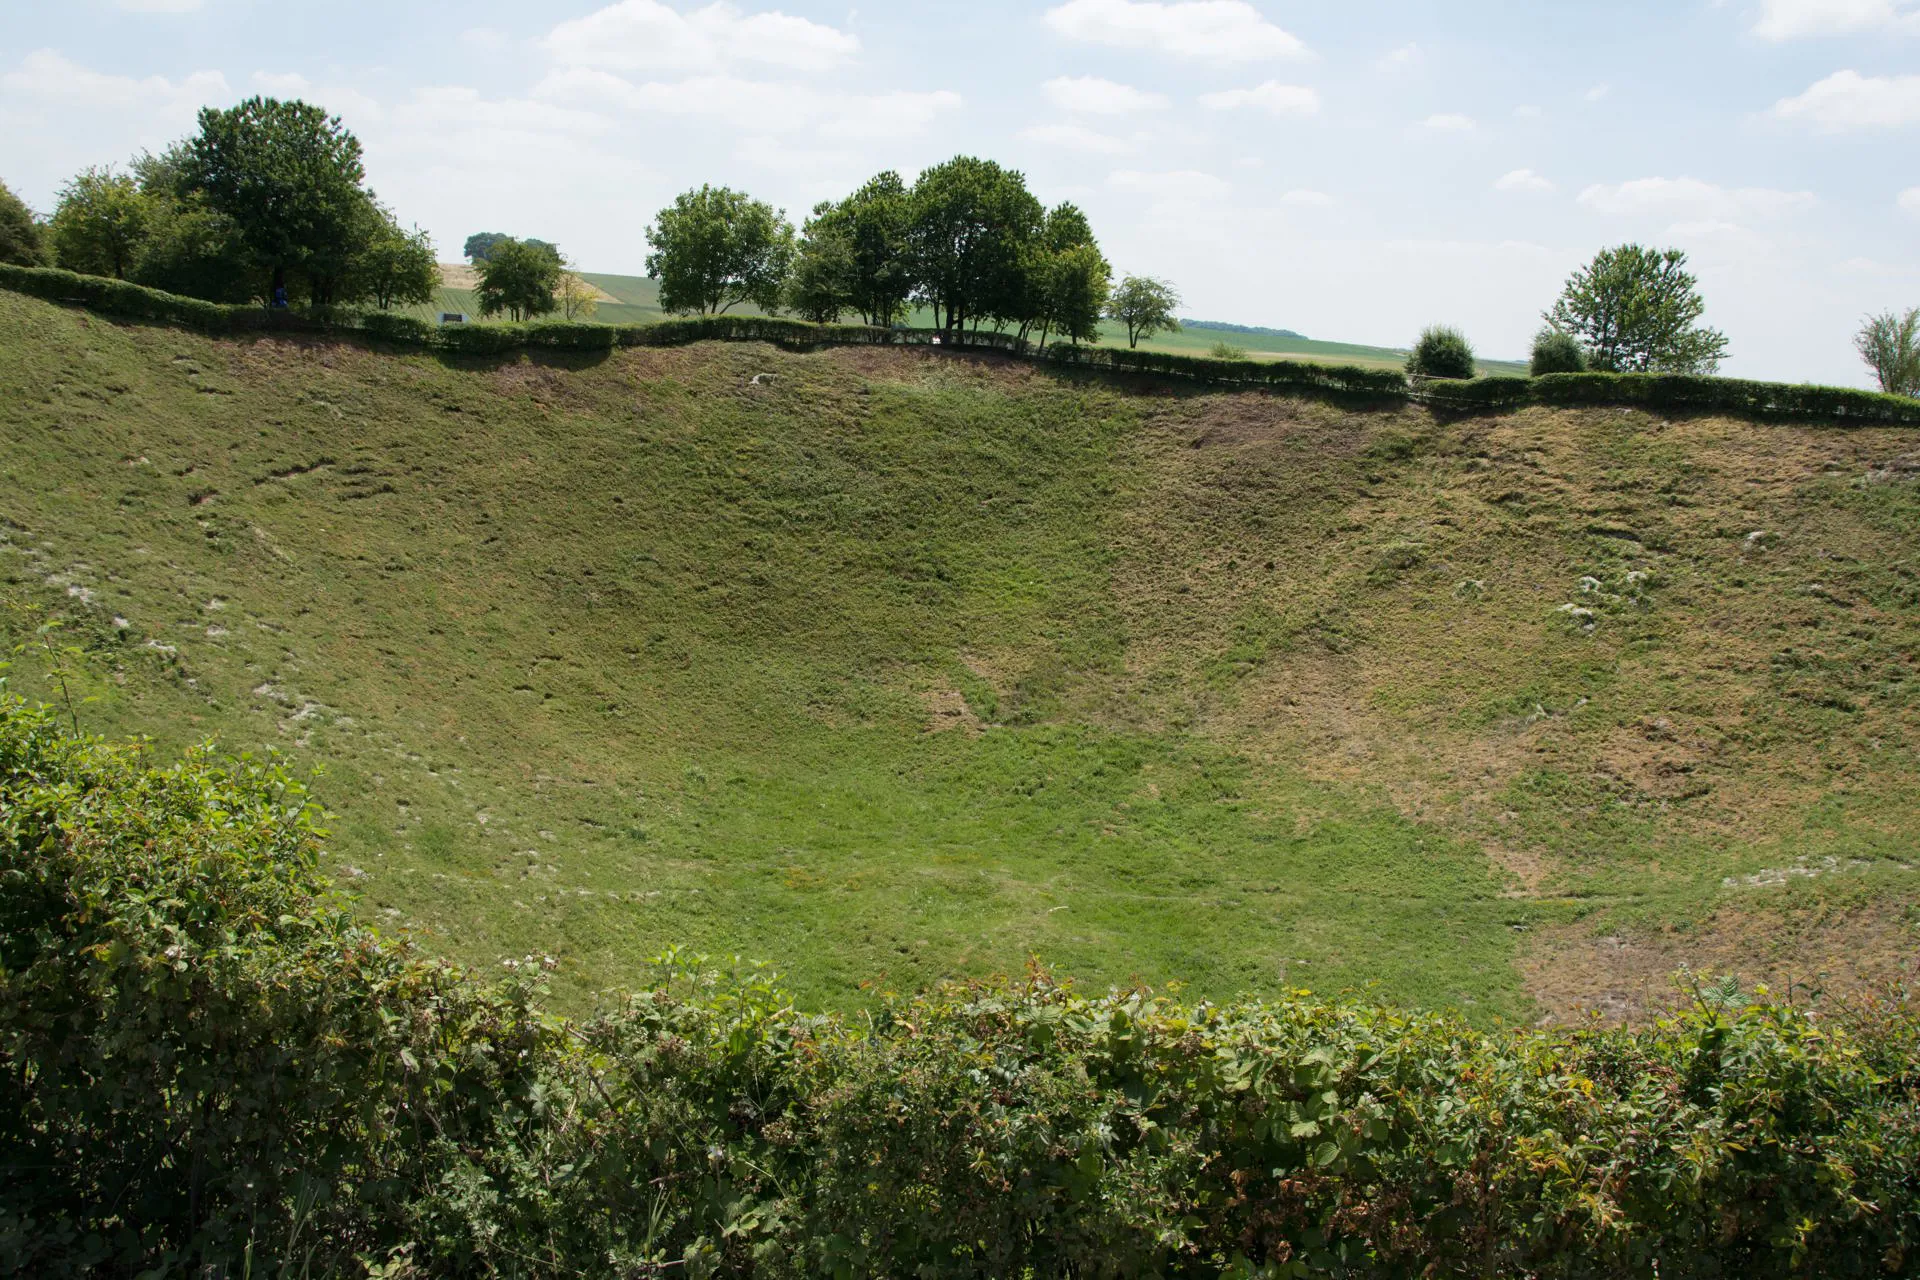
left=1421, top=112, right=1475, bottom=132
left=1771, top=70, right=1920, bottom=129
left=1584, top=83, right=1611, bottom=103
left=1278, top=188, right=1333, bottom=206
left=1576, top=176, right=1817, bottom=220
left=545, top=1, right=860, bottom=73
left=1, top=49, right=228, bottom=109
left=1019, top=122, right=1132, bottom=154
left=115, top=0, right=203, bottom=10
left=1901, top=187, right=1920, bottom=215
left=457, top=27, right=512, bottom=53
left=1375, top=44, right=1420, bottom=73
left=1199, top=82, right=1320, bottom=116
left=1044, top=0, right=1308, bottom=61
left=1041, top=75, right=1167, bottom=114
left=1109, top=168, right=1231, bottom=200
left=1494, top=168, right=1555, bottom=193
left=534, top=68, right=961, bottom=141
left=1753, top=0, right=1920, bottom=40
left=250, top=72, right=384, bottom=123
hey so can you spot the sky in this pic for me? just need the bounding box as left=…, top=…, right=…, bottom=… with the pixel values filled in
left=2, top=0, right=1917, bottom=384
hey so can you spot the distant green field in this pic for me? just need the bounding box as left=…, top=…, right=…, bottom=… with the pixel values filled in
left=404, top=269, right=1527, bottom=376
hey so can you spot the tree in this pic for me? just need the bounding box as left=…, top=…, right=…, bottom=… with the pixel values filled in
left=786, top=202, right=855, bottom=324
left=1027, top=203, right=1109, bottom=349
left=1108, top=275, right=1182, bottom=348
left=556, top=268, right=600, bottom=322
left=351, top=210, right=439, bottom=310
left=0, top=178, right=47, bottom=267
left=646, top=185, right=795, bottom=316
left=474, top=237, right=563, bottom=321
left=1855, top=309, right=1920, bottom=398
left=907, top=157, right=1043, bottom=335
left=464, top=232, right=509, bottom=262
left=1407, top=325, right=1477, bottom=379
left=1544, top=244, right=1729, bottom=374
left=49, top=167, right=152, bottom=279
left=1044, top=244, right=1113, bottom=348
left=836, top=171, right=913, bottom=326
left=126, top=147, right=258, bottom=303
left=181, top=96, right=371, bottom=302
left=1530, top=326, right=1588, bottom=375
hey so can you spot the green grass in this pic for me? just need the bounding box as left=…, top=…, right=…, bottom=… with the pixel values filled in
left=404, top=268, right=1527, bottom=375
left=2, top=289, right=1915, bottom=1021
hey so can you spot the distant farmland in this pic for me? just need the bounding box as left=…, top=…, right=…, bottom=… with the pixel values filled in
left=405, top=267, right=1527, bottom=376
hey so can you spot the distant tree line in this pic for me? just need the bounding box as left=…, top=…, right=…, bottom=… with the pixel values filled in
left=642, top=158, right=1181, bottom=349
left=2, top=98, right=437, bottom=312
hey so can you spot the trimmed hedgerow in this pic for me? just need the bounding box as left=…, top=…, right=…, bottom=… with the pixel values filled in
left=2, top=696, right=1916, bottom=1279
left=1422, top=370, right=1920, bottom=424
left=7, top=264, right=1919, bottom=424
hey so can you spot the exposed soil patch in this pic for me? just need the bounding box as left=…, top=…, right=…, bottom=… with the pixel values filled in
left=1522, top=901, right=1920, bottom=1024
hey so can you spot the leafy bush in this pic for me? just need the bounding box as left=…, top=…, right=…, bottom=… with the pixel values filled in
left=356, top=310, right=434, bottom=346
left=1406, top=325, right=1476, bottom=380
left=1531, top=327, right=1587, bottom=375
left=1209, top=340, right=1252, bottom=361
left=4, top=695, right=1917, bottom=1278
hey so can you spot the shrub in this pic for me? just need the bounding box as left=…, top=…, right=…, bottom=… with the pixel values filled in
left=1531, top=326, right=1587, bottom=375
left=5, top=697, right=1918, bottom=1278
left=1209, top=339, right=1251, bottom=361
left=1407, top=325, right=1476, bottom=379
left=0, top=179, right=47, bottom=267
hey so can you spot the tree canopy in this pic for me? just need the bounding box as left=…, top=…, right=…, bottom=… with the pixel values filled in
left=646, top=186, right=795, bottom=316
left=181, top=96, right=371, bottom=301
left=1856, top=308, right=1920, bottom=398
left=907, top=157, right=1044, bottom=335
left=0, top=178, right=47, bottom=268
left=351, top=208, right=439, bottom=311
left=1108, top=275, right=1182, bottom=349
left=474, top=237, right=563, bottom=322
left=49, top=168, right=156, bottom=280
left=1544, top=244, right=1728, bottom=375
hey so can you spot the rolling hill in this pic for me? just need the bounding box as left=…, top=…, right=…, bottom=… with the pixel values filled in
left=2, top=288, right=1914, bottom=1019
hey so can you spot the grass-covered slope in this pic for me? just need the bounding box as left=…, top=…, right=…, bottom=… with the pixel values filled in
left=1, top=289, right=1916, bottom=1018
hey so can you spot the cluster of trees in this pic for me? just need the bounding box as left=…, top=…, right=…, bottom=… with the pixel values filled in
left=1408, top=244, right=1734, bottom=381
left=0, top=98, right=437, bottom=311
left=643, top=159, right=1182, bottom=349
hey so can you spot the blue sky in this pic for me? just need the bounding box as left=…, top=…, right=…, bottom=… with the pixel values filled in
left=2, top=0, right=1916, bottom=383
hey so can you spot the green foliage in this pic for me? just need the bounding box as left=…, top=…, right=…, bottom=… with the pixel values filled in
left=785, top=202, right=856, bottom=324
left=1856, top=307, right=1920, bottom=397
left=48, top=166, right=151, bottom=280
left=1418, top=368, right=1920, bottom=423
left=1530, top=325, right=1588, bottom=375
left=0, top=178, right=47, bottom=268
left=2, top=702, right=1916, bottom=1276
left=181, top=96, right=372, bottom=302
left=352, top=210, right=439, bottom=310
left=126, top=146, right=259, bottom=304
left=647, top=185, right=796, bottom=317
left=1209, top=340, right=1251, bottom=361
left=907, top=156, right=1044, bottom=334
left=1547, top=244, right=1730, bottom=374
left=473, top=237, right=562, bottom=323
left=1108, top=273, right=1182, bottom=349
left=1406, top=324, right=1476, bottom=379
left=463, top=231, right=509, bottom=262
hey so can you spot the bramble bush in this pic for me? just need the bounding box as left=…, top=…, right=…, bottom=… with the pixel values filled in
left=1406, top=326, right=1477, bottom=380
left=2, top=691, right=1917, bottom=1278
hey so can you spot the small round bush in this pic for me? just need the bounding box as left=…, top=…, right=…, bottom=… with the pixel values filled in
left=1407, top=325, right=1476, bottom=380
left=1208, top=340, right=1250, bottom=362
left=1531, top=327, right=1587, bottom=375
